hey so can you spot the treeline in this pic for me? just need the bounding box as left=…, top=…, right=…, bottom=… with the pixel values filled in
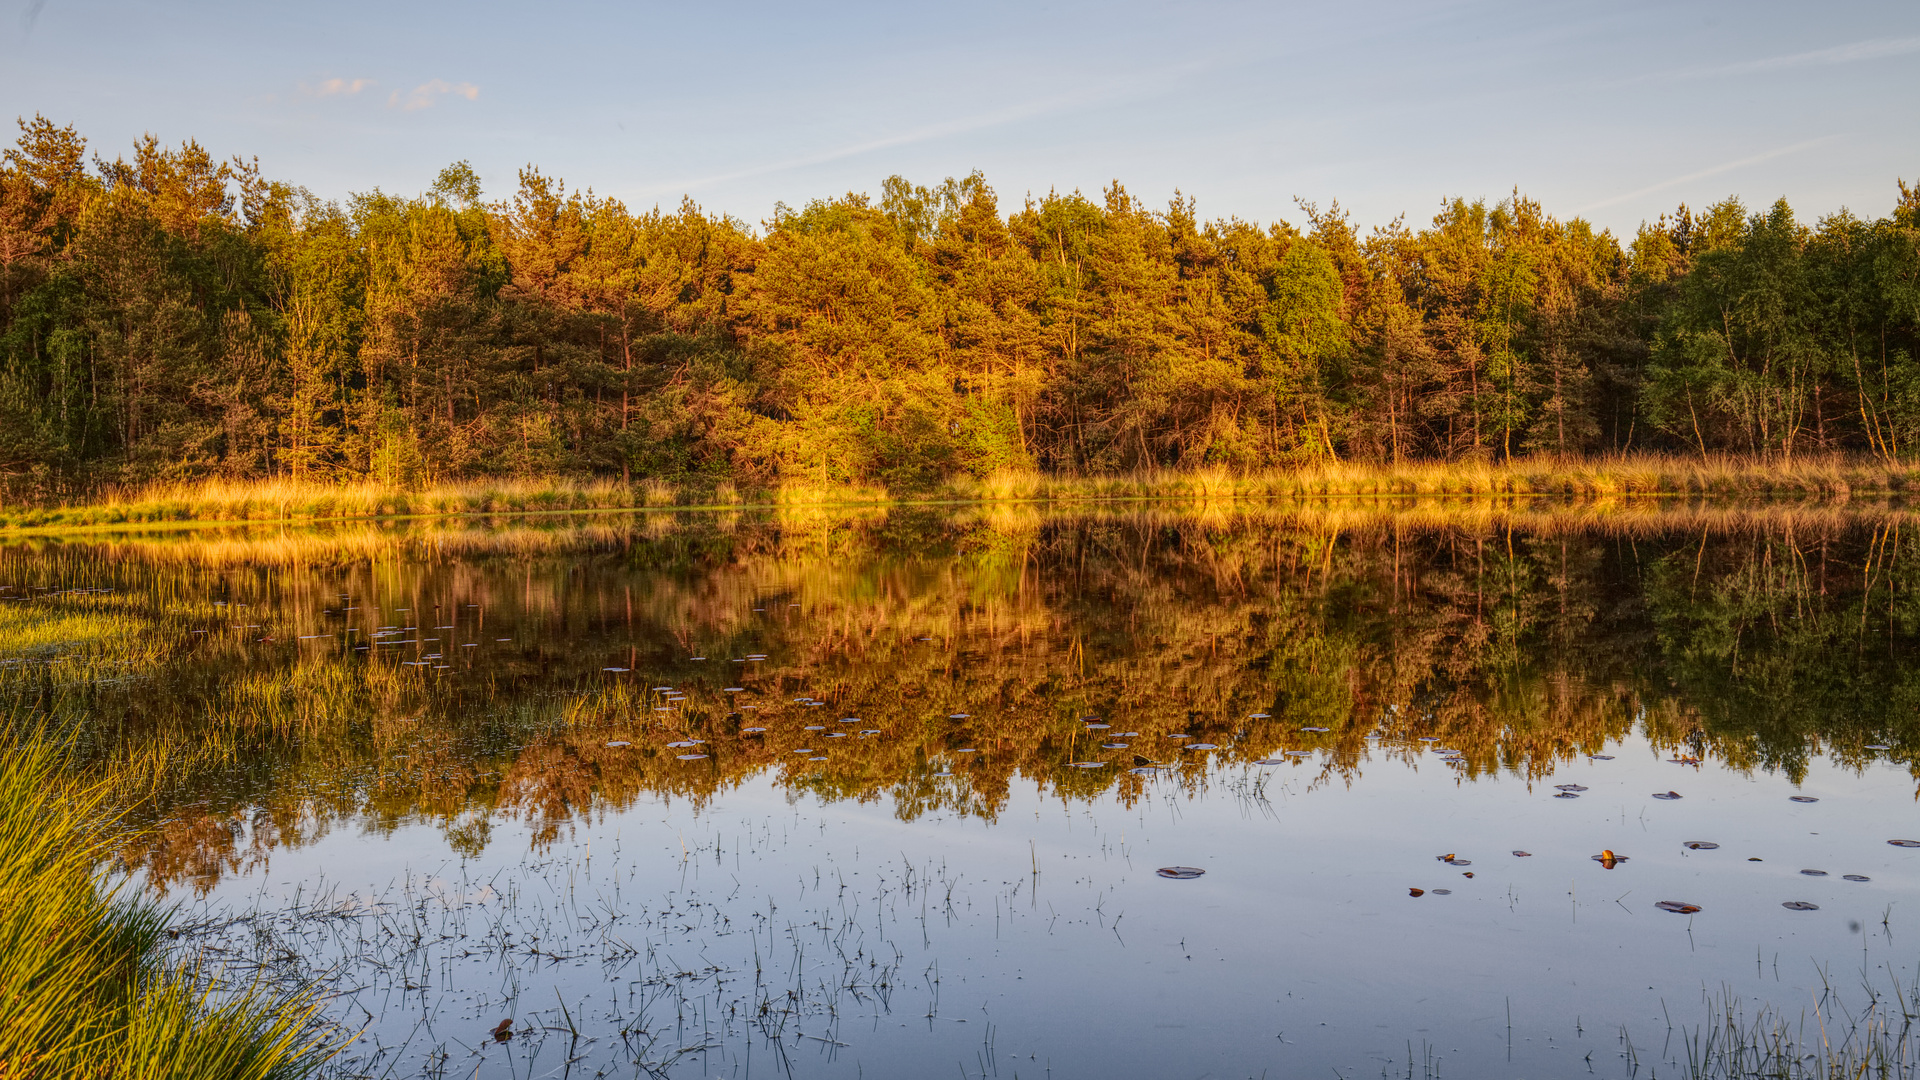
left=3, top=115, right=1919, bottom=492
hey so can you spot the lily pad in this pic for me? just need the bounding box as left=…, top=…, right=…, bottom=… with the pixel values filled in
left=1430, top=888, right=1451, bottom=895
left=1800, top=869, right=1828, bottom=876
left=1512, top=850, right=1532, bottom=857
left=1300, top=726, right=1329, bottom=733
left=1186, top=743, right=1220, bottom=750
left=675, top=753, right=709, bottom=760
left=1844, top=874, right=1871, bottom=882
left=1554, top=784, right=1588, bottom=792
left=1654, top=901, right=1701, bottom=914
left=604, top=741, right=631, bottom=748
left=1156, top=867, right=1205, bottom=880
left=1553, top=792, right=1580, bottom=799
left=1788, top=795, right=1819, bottom=803
left=1683, top=841, right=1719, bottom=850
left=1588, top=754, right=1615, bottom=760
left=1782, top=901, right=1820, bottom=911
left=1889, top=839, right=1920, bottom=848
left=1652, top=791, right=1683, bottom=800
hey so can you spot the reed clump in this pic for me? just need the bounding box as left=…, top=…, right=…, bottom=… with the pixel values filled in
left=0, top=740, right=333, bottom=1079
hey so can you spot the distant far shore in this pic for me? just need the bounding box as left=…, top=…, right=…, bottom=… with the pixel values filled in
left=4, top=454, right=1919, bottom=532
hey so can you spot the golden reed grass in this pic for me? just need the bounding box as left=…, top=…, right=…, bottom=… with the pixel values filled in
left=1, top=453, right=1915, bottom=533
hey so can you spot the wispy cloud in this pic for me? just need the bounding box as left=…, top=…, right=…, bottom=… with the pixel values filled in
left=388, top=79, right=480, bottom=112
left=1579, top=135, right=1842, bottom=213
left=307, top=77, right=375, bottom=98
left=1663, top=35, right=1920, bottom=81
left=631, top=60, right=1209, bottom=199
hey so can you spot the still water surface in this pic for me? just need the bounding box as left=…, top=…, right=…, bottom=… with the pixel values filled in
left=5, top=504, right=1919, bottom=1078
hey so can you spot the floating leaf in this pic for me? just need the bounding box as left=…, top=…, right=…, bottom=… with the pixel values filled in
left=1800, top=869, right=1828, bottom=877
left=1788, top=795, right=1819, bottom=803
left=1554, top=792, right=1581, bottom=799
left=1654, top=901, right=1701, bottom=914
left=1129, top=766, right=1166, bottom=775
left=605, top=741, right=630, bottom=748
left=1286, top=750, right=1313, bottom=757
left=1652, top=791, right=1683, bottom=800
left=675, top=753, right=709, bottom=760
left=1555, top=784, right=1588, bottom=792
left=1251, top=758, right=1286, bottom=765
left=1683, top=841, right=1719, bottom=850
left=1100, top=743, right=1130, bottom=749
left=1782, top=901, right=1820, bottom=911
left=1408, top=888, right=1424, bottom=897
left=1844, top=874, right=1871, bottom=882
left=1866, top=744, right=1892, bottom=751
left=492, top=1019, right=514, bottom=1041
left=1890, top=839, right=1920, bottom=848
left=1512, top=850, right=1532, bottom=857
left=1301, top=726, right=1329, bottom=733
left=1417, top=737, right=1438, bottom=743
left=1431, top=888, right=1451, bottom=895
left=1186, top=743, right=1220, bottom=751
left=1157, top=867, right=1205, bottom=880
left=1070, top=761, right=1108, bottom=769
left=1084, top=723, right=1111, bottom=730
left=1589, top=754, right=1615, bottom=760
left=742, top=727, right=767, bottom=733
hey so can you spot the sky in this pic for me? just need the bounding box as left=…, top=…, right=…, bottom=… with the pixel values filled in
left=3, top=0, right=1917, bottom=238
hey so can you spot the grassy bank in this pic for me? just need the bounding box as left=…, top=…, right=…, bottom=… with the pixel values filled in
left=3, top=454, right=1919, bottom=531
left=0, top=739, right=333, bottom=1079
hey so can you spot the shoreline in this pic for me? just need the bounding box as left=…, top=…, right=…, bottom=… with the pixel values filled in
left=5, top=454, right=1919, bottom=535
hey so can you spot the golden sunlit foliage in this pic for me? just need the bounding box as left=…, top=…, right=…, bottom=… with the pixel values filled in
left=4, top=116, right=1919, bottom=500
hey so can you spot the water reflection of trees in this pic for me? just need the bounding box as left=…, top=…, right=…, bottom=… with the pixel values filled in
left=2, top=506, right=1915, bottom=891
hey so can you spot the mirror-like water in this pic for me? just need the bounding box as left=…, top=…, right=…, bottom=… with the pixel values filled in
left=6, top=504, right=1920, bottom=1078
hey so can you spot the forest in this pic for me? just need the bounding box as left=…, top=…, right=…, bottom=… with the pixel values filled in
left=2, top=114, right=1918, bottom=495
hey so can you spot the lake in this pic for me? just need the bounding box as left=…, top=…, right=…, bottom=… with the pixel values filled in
left=5, top=501, right=1919, bottom=1079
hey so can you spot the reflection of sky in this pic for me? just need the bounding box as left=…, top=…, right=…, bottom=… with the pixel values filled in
left=186, top=734, right=1920, bottom=1079
left=4, top=0, right=1917, bottom=236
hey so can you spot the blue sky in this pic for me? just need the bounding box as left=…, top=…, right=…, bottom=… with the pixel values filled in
left=4, top=0, right=1916, bottom=237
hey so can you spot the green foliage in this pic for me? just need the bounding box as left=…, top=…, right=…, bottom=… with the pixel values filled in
left=4, top=116, right=1920, bottom=496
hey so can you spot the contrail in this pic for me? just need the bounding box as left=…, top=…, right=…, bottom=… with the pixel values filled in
left=1578, top=135, right=1841, bottom=214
